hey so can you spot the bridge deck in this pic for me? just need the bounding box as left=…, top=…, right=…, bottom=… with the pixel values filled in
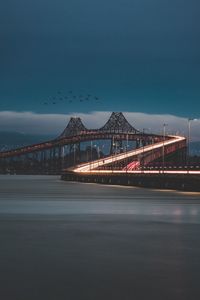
left=71, top=135, right=186, bottom=172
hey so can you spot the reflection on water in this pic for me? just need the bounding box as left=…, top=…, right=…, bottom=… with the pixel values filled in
left=0, top=175, right=200, bottom=224
left=0, top=175, right=200, bottom=300
left=0, top=199, right=200, bottom=224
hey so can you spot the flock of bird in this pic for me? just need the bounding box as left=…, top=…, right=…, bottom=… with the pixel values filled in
left=42, top=90, right=102, bottom=106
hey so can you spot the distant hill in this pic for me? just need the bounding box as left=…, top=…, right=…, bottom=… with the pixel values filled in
left=190, top=141, right=200, bottom=156
left=0, top=132, right=55, bottom=151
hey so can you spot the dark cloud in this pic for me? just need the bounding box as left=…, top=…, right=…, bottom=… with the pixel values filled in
left=0, top=0, right=199, bottom=116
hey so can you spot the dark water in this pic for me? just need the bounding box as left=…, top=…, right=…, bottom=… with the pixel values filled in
left=0, top=175, right=200, bottom=300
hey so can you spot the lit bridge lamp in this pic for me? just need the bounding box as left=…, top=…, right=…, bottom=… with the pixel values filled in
left=188, top=118, right=198, bottom=167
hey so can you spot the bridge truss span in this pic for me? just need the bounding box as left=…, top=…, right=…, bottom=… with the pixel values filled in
left=0, top=112, right=187, bottom=174
left=0, top=132, right=162, bottom=159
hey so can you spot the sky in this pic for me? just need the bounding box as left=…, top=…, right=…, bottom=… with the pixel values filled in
left=0, top=0, right=200, bottom=132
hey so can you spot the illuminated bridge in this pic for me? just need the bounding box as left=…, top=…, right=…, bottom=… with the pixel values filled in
left=72, top=134, right=186, bottom=172
left=0, top=112, right=187, bottom=174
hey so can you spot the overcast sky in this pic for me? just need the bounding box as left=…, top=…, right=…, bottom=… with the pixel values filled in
left=0, top=0, right=200, bottom=118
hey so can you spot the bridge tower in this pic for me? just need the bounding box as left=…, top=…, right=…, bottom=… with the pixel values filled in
left=58, top=117, right=88, bottom=165
left=99, top=112, right=139, bottom=154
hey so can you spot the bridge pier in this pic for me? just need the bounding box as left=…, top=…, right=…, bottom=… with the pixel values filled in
left=61, top=171, right=200, bottom=192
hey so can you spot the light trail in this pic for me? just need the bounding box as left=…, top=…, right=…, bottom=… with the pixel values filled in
left=72, top=135, right=186, bottom=173
left=82, top=170, right=200, bottom=175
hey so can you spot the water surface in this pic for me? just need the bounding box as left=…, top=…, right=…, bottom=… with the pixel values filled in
left=0, top=175, right=200, bottom=299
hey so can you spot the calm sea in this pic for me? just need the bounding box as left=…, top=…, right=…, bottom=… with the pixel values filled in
left=0, top=175, right=200, bottom=300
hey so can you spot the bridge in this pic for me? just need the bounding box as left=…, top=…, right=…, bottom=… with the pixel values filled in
left=71, top=134, right=186, bottom=172
left=0, top=112, right=187, bottom=174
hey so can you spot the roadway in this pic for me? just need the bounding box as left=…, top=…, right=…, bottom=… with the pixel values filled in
left=72, top=135, right=186, bottom=173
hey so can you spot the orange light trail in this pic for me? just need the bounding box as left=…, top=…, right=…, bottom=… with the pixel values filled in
left=72, top=135, right=186, bottom=173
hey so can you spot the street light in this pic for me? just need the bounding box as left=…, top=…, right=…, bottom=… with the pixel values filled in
left=142, top=128, right=151, bottom=170
left=162, top=123, right=168, bottom=173
left=188, top=118, right=198, bottom=167
left=73, top=144, right=76, bottom=166
left=93, top=144, right=100, bottom=168
left=126, top=134, right=129, bottom=152
left=125, top=134, right=129, bottom=173
left=90, top=141, right=93, bottom=171
left=151, top=137, right=154, bottom=168
left=61, top=145, right=65, bottom=170
left=111, top=136, right=117, bottom=171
